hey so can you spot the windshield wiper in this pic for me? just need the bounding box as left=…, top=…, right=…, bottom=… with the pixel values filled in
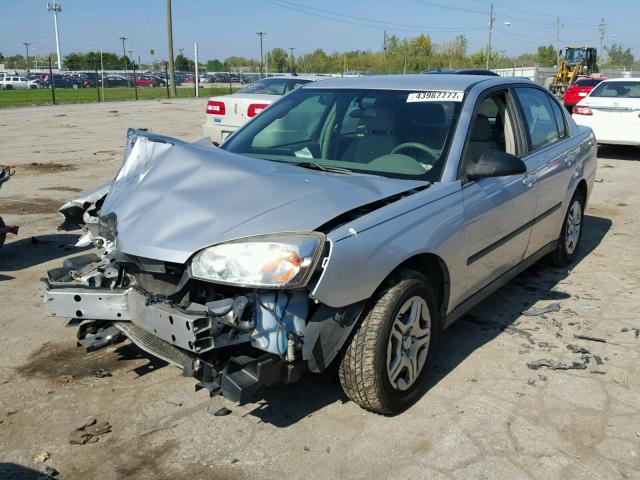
left=294, top=161, right=351, bottom=175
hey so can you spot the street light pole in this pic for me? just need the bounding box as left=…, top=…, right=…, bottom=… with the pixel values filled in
left=289, top=47, right=295, bottom=74
left=23, top=42, right=31, bottom=78
left=256, top=31, right=266, bottom=78
left=120, top=36, right=129, bottom=86
left=486, top=2, right=494, bottom=70
left=166, top=0, right=177, bottom=96
left=47, top=2, right=63, bottom=70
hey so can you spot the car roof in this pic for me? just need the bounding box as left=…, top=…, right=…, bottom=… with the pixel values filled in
left=600, top=77, right=640, bottom=82
left=301, top=73, right=517, bottom=91
left=422, top=68, right=500, bottom=76
left=264, top=75, right=326, bottom=82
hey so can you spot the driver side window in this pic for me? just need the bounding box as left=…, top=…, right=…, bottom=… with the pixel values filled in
left=463, top=91, right=517, bottom=171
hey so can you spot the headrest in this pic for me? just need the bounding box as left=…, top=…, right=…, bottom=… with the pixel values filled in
left=471, top=115, right=493, bottom=142
left=350, top=105, right=396, bottom=132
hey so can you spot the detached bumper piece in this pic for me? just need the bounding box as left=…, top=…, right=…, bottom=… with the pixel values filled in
left=196, top=354, right=305, bottom=403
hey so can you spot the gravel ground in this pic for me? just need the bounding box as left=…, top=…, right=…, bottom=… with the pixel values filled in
left=0, top=98, right=639, bottom=480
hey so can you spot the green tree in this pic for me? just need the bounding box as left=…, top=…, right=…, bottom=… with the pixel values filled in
left=305, top=49, right=329, bottom=73
left=175, top=53, right=191, bottom=71
left=536, top=45, right=557, bottom=67
left=606, top=43, right=634, bottom=66
left=412, top=34, right=433, bottom=57
left=268, top=48, right=289, bottom=73
left=207, top=59, right=224, bottom=71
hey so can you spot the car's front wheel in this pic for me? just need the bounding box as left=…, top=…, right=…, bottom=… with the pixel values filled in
left=338, top=269, right=439, bottom=414
left=549, top=190, right=585, bottom=266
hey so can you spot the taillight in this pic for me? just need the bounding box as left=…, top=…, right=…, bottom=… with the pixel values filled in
left=206, top=100, right=225, bottom=115
left=247, top=103, right=269, bottom=118
left=573, top=105, right=593, bottom=116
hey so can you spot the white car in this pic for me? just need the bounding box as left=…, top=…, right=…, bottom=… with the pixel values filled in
left=202, top=76, right=324, bottom=145
left=572, top=77, right=640, bottom=146
left=0, top=76, right=29, bottom=90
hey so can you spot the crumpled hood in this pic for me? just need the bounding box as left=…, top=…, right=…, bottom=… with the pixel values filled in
left=100, top=133, right=425, bottom=264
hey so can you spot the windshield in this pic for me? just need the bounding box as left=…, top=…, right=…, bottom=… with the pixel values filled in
left=237, top=77, right=312, bottom=96
left=222, top=88, right=463, bottom=180
left=565, top=48, right=587, bottom=65
left=590, top=81, right=640, bottom=98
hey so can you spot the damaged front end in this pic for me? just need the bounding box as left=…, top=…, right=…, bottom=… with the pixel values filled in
left=44, top=249, right=355, bottom=402
left=45, top=130, right=382, bottom=401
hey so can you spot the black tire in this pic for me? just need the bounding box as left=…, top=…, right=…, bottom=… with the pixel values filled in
left=338, top=269, right=440, bottom=414
left=548, top=190, right=586, bottom=266
left=0, top=217, right=6, bottom=249
left=5, top=85, right=13, bottom=90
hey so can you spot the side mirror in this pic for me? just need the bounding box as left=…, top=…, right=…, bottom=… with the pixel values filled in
left=466, top=150, right=527, bottom=181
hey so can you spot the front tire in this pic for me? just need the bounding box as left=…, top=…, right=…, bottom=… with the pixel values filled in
left=338, top=269, right=439, bottom=414
left=548, top=191, right=585, bottom=266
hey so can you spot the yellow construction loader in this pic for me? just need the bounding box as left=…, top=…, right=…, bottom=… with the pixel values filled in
left=544, top=46, right=599, bottom=98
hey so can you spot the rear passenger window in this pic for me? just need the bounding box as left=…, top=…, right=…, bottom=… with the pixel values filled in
left=515, top=87, right=560, bottom=151
left=548, top=97, right=567, bottom=138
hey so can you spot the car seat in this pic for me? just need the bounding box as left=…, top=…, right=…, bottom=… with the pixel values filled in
left=465, top=114, right=499, bottom=164
left=342, top=105, right=398, bottom=163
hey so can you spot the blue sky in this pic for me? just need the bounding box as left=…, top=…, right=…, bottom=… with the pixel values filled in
left=1, top=0, right=637, bottom=63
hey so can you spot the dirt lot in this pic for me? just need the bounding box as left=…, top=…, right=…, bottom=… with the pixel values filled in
left=1, top=98, right=639, bottom=480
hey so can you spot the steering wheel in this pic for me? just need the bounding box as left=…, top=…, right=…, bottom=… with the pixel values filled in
left=391, top=142, right=438, bottom=164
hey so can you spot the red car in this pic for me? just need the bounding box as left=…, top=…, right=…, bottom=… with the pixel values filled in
left=134, top=77, right=156, bottom=88
left=563, top=77, right=606, bottom=112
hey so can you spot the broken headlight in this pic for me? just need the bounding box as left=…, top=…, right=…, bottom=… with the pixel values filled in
left=189, top=232, right=325, bottom=288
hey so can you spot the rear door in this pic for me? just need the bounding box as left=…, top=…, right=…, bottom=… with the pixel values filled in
left=513, top=87, right=575, bottom=257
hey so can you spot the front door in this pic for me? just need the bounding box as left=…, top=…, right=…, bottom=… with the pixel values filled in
left=459, top=89, right=537, bottom=302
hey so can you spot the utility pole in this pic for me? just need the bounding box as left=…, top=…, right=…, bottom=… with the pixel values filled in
left=556, top=16, right=561, bottom=67
left=486, top=3, right=494, bottom=70
left=47, top=3, right=63, bottom=70
left=289, top=47, right=296, bottom=74
left=599, top=18, right=606, bottom=66
left=383, top=30, right=387, bottom=54
left=256, top=31, right=266, bottom=78
left=194, top=41, right=199, bottom=97
left=100, top=45, right=105, bottom=101
left=120, top=36, right=129, bottom=86
left=23, top=42, right=31, bottom=78
left=166, top=0, right=177, bottom=96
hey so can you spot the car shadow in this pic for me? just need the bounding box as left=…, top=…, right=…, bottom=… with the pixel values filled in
left=113, top=341, right=170, bottom=377
left=0, top=233, right=90, bottom=272
left=243, top=214, right=611, bottom=425
left=0, top=463, right=50, bottom=480
left=597, top=144, right=640, bottom=161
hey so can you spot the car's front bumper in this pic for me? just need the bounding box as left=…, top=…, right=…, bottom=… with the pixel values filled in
left=44, top=286, right=249, bottom=356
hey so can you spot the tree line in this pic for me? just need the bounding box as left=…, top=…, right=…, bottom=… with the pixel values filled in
left=1, top=35, right=637, bottom=73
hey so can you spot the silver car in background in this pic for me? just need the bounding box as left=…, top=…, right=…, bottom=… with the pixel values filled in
left=45, top=74, right=596, bottom=413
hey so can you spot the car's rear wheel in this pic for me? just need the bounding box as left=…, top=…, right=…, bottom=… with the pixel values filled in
left=338, top=269, right=439, bottom=414
left=0, top=217, right=6, bottom=249
left=548, top=191, right=585, bottom=266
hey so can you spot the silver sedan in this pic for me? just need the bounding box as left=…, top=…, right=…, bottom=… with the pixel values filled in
left=45, top=74, right=596, bottom=413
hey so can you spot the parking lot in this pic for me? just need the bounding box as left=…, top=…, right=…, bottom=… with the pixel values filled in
left=1, top=98, right=639, bottom=479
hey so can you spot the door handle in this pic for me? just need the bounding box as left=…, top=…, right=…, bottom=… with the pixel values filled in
left=522, top=172, right=537, bottom=187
